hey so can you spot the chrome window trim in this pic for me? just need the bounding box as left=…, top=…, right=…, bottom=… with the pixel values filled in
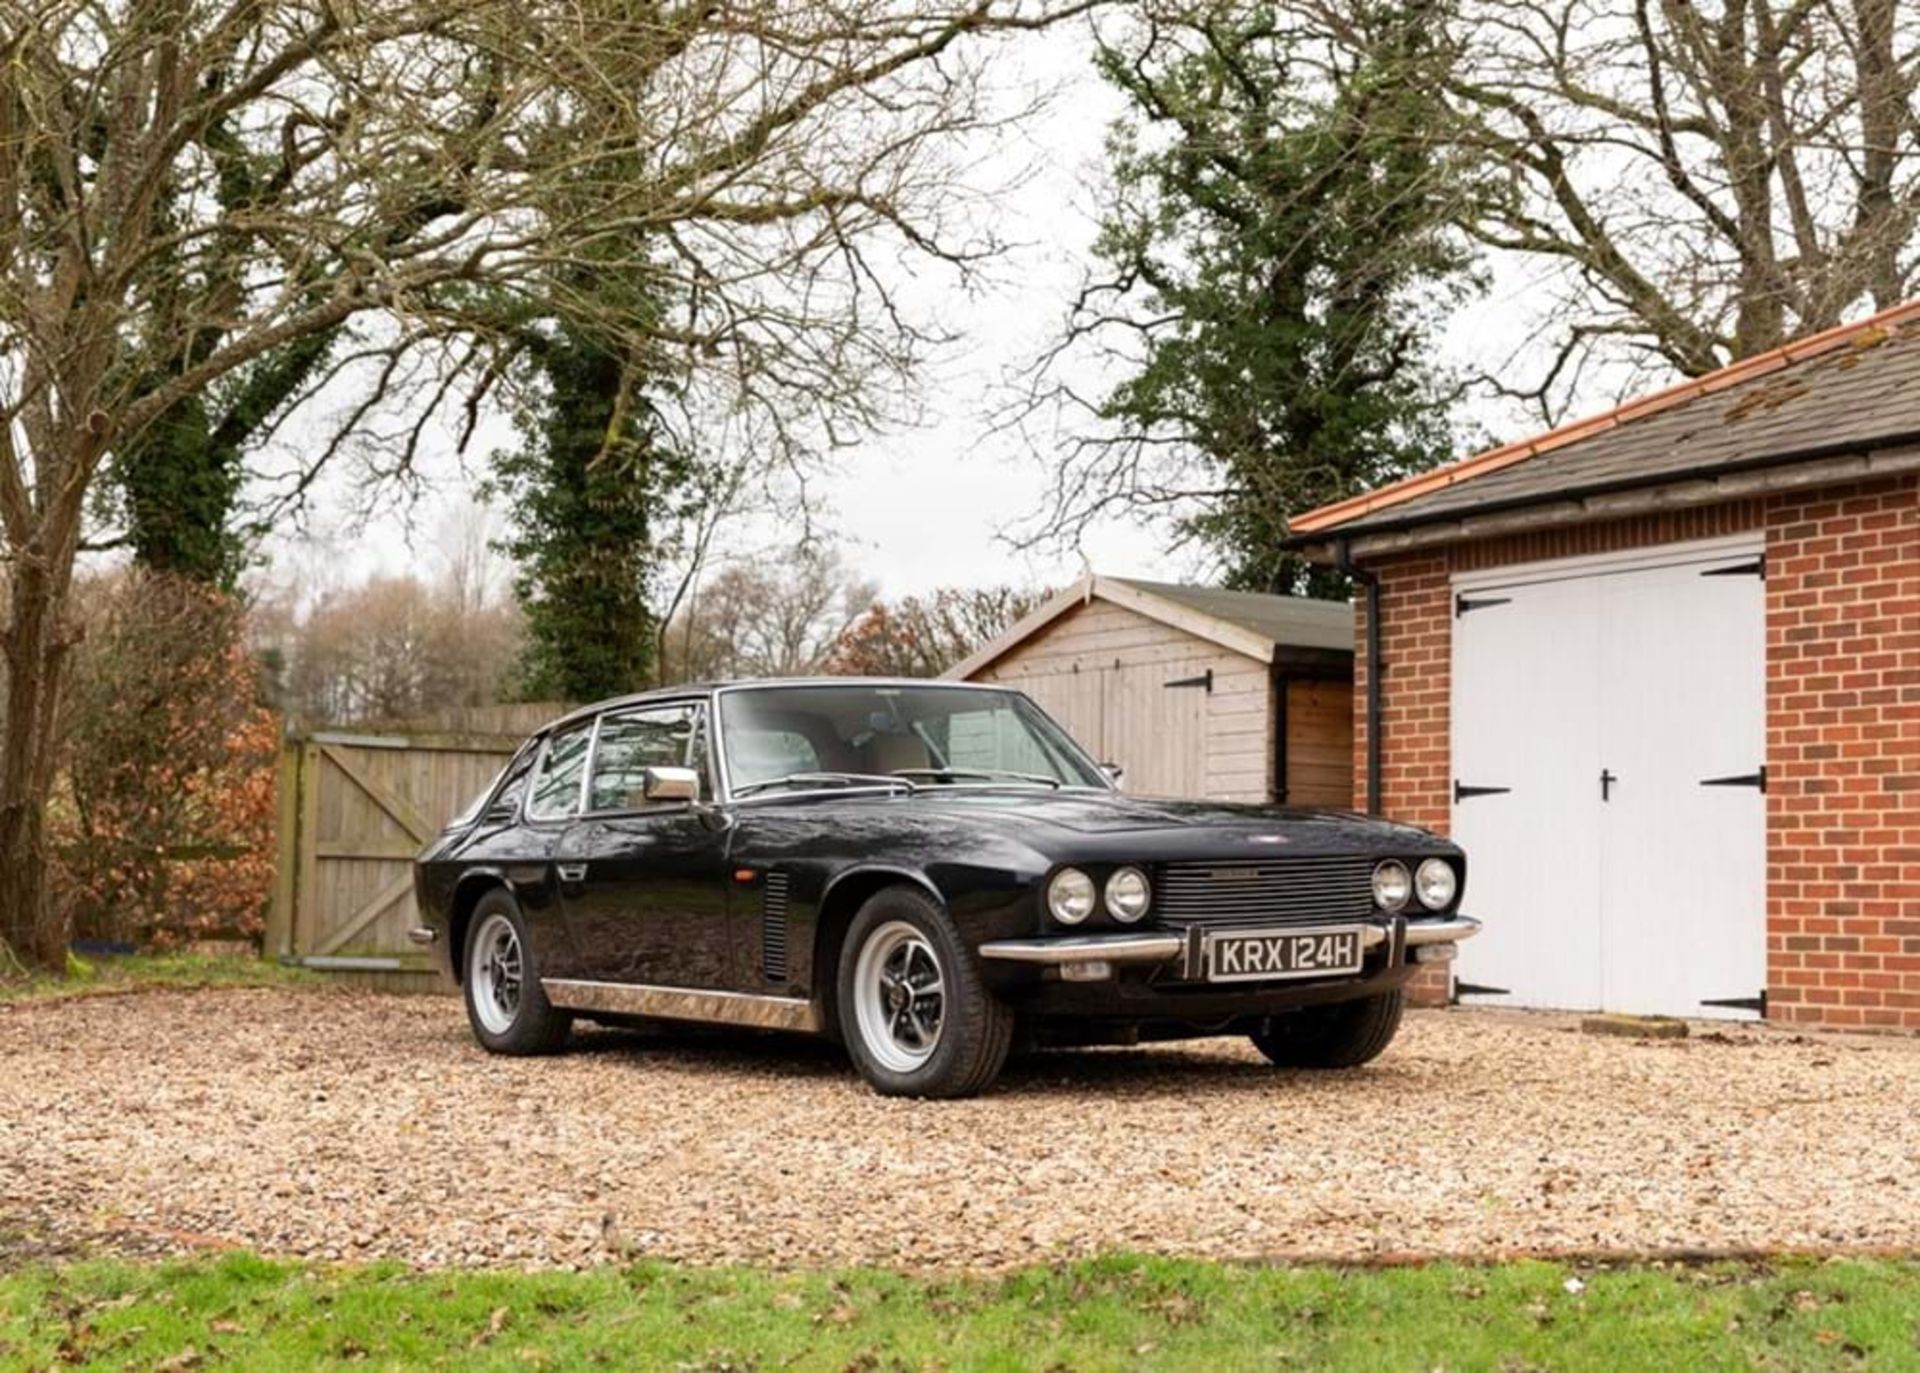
left=709, top=680, right=1113, bottom=804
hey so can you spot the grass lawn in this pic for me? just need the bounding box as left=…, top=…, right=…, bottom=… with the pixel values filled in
left=0, top=952, right=319, bottom=1006
left=0, top=1253, right=1913, bottom=1371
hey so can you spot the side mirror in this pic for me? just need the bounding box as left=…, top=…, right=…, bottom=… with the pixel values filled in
left=1101, top=763, right=1125, bottom=788
left=643, top=765, right=701, bottom=803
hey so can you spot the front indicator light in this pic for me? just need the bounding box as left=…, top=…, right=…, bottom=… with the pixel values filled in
left=1060, top=959, right=1113, bottom=982
left=1415, top=857, right=1458, bottom=911
left=1047, top=868, right=1096, bottom=925
left=1372, top=860, right=1412, bottom=912
left=1105, top=866, right=1152, bottom=923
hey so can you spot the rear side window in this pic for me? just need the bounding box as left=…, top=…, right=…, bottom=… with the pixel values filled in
left=526, top=723, right=592, bottom=820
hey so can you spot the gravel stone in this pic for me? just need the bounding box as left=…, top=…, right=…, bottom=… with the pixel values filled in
left=1, top=988, right=1915, bottom=1270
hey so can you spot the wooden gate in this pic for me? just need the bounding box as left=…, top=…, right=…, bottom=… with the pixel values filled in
left=266, top=729, right=521, bottom=990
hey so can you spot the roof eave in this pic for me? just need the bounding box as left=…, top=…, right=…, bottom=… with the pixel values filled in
left=1292, top=438, right=1920, bottom=563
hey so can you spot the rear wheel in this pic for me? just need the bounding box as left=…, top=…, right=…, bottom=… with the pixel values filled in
left=463, top=891, right=571, bottom=1055
left=1249, top=989, right=1403, bottom=1069
left=837, top=886, right=1012, bottom=1098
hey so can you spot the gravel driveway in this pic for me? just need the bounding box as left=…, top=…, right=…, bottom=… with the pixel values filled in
left=3, top=987, right=1916, bottom=1271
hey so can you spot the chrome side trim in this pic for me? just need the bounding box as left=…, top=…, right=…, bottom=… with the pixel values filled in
left=1404, top=915, right=1481, bottom=945
left=541, top=979, right=824, bottom=1033
left=977, top=933, right=1186, bottom=965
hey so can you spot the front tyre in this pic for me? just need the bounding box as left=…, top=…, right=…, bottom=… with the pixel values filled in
left=463, top=891, right=571, bottom=1055
left=837, top=886, right=1012, bottom=1099
left=1249, top=989, right=1404, bottom=1069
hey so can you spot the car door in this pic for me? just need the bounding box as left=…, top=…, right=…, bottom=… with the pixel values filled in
left=557, top=702, right=735, bottom=989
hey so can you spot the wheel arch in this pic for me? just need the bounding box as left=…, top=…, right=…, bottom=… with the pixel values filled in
left=447, top=871, right=514, bottom=983
left=811, top=865, right=945, bottom=1028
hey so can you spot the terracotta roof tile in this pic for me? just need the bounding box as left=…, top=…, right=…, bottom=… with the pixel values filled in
left=1291, top=300, right=1920, bottom=535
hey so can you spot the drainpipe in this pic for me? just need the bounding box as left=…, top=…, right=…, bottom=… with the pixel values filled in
left=1336, top=538, right=1383, bottom=817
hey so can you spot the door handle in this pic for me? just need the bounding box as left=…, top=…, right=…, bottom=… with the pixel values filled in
left=1600, top=769, right=1617, bottom=802
left=556, top=862, right=588, bottom=883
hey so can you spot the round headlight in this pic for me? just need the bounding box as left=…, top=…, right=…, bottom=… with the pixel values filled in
left=1105, top=867, right=1152, bottom=923
left=1371, top=860, right=1412, bottom=912
left=1415, top=857, right=1457, bottom=911
left=1047, top=867, right=1097, bottom=925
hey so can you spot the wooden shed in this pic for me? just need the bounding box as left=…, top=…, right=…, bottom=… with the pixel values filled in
left=947, top=575, right=1355, bottom=807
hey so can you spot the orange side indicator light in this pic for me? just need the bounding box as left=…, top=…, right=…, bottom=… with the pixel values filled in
left=733, top=868, right=757, bottom=884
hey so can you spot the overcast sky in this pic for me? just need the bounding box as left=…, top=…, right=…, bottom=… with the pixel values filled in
left=255, top=21, right=1590, bottom=610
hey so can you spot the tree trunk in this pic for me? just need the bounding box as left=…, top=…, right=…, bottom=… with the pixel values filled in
left=0, top=555, right=73, bottom=972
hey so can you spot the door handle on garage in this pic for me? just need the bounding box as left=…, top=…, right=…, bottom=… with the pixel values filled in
left=1600, top=769, right=1617, bottom=802
left=555, top=862, right=588, bottom=883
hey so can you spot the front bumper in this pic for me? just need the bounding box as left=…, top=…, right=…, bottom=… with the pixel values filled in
left=979, top=914, right=1479, bottom=968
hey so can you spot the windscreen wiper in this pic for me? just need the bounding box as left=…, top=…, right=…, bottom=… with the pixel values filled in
left=888, top=768, right=1063, bottom=789
left=732, top=771, right=920, bottom=797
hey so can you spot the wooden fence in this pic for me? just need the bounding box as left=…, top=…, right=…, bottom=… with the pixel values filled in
left=266, top=728, right=522, bottom=992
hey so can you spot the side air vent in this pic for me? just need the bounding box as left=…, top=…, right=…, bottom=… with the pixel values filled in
left=761, top=871, right=791, bottom=983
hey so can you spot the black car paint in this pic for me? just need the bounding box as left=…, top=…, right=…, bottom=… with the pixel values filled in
left=413, top=684, right=1466, bottom=1034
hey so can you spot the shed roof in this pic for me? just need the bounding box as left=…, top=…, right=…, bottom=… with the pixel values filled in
left=1291, top=299, right=1920, bottom=541
left=944, top=573, right=1353, bottom=680
left=1103, top=578, right=1354, bottom=651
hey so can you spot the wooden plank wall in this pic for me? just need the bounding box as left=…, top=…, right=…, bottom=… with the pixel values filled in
left=972, top=598, right=1275, bottom=802
left=267, top=730, right=520, bottom=990
left=1284, top=679, right=1356, bottom=809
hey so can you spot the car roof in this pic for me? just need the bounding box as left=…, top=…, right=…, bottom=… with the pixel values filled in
left=541, top=677, right=1022, bottom=735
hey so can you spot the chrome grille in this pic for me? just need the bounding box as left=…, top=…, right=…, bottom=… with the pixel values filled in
left=761, top=871, right=790, bottom=982
left=1155, top=857, right=1377, bottom=930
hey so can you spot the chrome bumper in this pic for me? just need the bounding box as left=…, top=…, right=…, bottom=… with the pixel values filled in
left=1404, top=916, right=1481, bottom=945
left=406, top=926, right=438, bottom=946
left=977, top=932, right=1188, bottom=965
left=977, top=915, right=1479, bottom=967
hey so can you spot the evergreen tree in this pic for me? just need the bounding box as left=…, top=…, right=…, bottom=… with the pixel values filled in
left=490, top=328, right=691, bottom=702
left=1050, top=1, right=1478, bottom=595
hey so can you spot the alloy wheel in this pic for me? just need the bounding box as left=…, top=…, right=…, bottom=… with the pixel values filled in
left=469, top=911, right=523, bottom=1035
left=852, top=919, right=946, bottom=1073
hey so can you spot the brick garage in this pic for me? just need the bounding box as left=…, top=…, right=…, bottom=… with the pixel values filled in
left=1291, top=307, right=1920, bottom=1030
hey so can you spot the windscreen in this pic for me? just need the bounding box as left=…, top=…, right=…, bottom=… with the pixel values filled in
left=718, top=684, right=1108, bottom=793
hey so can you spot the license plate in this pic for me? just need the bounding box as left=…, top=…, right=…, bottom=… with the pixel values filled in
left=1206, top=925, right=1365, bottom=983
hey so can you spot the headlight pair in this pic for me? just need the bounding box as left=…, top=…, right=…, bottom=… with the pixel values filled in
left=1047, top=866, right=1151, bottom=925
left=1373, top=858, right=1457, bottom=913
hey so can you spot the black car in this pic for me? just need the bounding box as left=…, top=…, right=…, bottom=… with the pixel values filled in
left=412, top=678, right=1478, bottom=1097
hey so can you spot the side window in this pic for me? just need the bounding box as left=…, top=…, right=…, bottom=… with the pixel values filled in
left=491, top=753, right=535, bottom=816
left=526, top=724, right=592, bottom=820
left=587, top=706, right=700, bottom=812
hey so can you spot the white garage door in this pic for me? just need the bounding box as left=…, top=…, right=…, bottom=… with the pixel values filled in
left=1450, top=538, right=1767, bottom=1020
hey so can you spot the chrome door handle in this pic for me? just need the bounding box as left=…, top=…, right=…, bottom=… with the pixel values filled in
left=556, top=862, right=588, bottom=883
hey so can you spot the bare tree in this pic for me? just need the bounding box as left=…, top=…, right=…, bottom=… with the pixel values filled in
left=271, top=574, right=524, bottom=727
left=0, top=0, right=1093, bottom=967
left=1452, top=0, right=1920, bottom=411
left=827, top=583, right=1047, bottom=675
left=661, top=545, right=877, bottom=682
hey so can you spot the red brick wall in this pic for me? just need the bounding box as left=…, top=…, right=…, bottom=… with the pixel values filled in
left=1354, top=477, right=1919, bottom=1028
left=1765, top=479, right=1920, bottom=1028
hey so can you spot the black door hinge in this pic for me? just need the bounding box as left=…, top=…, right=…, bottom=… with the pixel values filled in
left=1456, top=593, right=1513, bottom=617
left=1701, top=556, right=1765, bottom=579
left=1454, top=781, right=1512, bottom=803
left=1701, top=766, right=1766, bottom=793
left=1453, top=981, right=1510, bottom=998
left=1701, top=990, right=1767, bottom=1015
left=1164, top=669, right=1213, bottom=692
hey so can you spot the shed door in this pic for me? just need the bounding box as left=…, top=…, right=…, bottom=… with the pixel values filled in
left=1451, top=543, right=1766, bottom=1020
left=1104, top=658, right=1209, bottom=797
